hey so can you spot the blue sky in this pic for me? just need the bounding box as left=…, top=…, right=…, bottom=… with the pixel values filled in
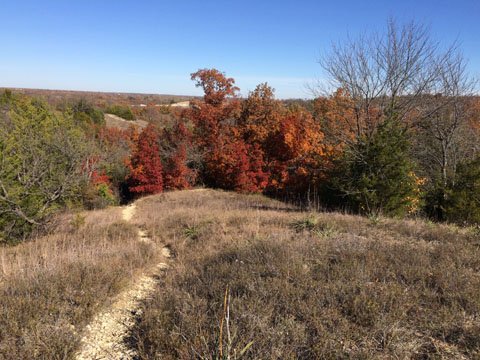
left=0, top=0, right=479, bottom=98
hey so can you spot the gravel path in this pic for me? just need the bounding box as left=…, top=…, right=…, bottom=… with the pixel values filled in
left=75, top=203, right=170, bottom=360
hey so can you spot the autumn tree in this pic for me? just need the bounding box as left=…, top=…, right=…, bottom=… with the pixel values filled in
left=265, top=106, right=330, bottom=196
left=314, top=88, right=356, bottom=153
left=187, top=69, right=244, bottom=185
left=186, top=69, right=241, bottom=151
left=191, top=68, right=239, bottom=106
left=203, top=131, right=268, bottom=193
left=238, top=83, right=282, bottom=146
left=183, top=69, right=273, bottom=193
left=127, top=124, right=163, bottom=195
left=161, top=120, right=195, bottom=190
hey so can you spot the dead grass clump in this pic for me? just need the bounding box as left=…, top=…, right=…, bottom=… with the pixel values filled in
left=131, top=190, right=480, bottom=359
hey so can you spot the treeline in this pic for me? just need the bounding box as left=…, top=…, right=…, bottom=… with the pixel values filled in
left=99, top=20, right=480, bottom=225
left=120, top=65, right=479, bottom=223
left=1, top=20, right=479, bottom=243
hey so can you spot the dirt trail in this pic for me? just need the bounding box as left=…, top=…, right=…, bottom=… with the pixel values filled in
left=75, top=202, right=170, bottom=360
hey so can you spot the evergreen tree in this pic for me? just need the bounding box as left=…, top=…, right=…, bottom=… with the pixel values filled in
left=337, top=118, right=420, bottom=216
left=0, top=92, right=92, bottom=242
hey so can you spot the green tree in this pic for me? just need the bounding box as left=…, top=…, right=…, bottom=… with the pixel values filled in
left=445, top=157, right=480, bottom=225
left=0, top=92, right=93, bottom=242
left=72, top=98, right=105, bottom=126
left=336, top=118, right=420, bottom=216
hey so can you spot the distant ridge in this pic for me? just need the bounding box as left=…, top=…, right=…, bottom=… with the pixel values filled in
left=0, top=87, right=199, bottom=107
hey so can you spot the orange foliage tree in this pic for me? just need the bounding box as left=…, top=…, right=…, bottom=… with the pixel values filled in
left=265, top=106, right=330, bottom=194
left=191, top=68, right=239, bottom=106
left=314, top=88, right=357, bottom=152
left=187, top=69, right=241, bottom=148
left=238, top=83, right=282, bottom=145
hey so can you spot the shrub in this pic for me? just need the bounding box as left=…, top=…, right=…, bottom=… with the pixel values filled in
left=106, top=105, right=135, bottom=120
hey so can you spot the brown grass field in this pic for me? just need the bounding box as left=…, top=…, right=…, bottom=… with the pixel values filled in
left=1, top=189, right=480, bottom=359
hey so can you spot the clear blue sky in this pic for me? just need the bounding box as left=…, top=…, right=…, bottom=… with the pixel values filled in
left=0, top=0, right=478, bottom=98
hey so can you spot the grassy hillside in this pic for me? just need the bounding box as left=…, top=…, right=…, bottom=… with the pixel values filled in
left=1, top=189, right=479, bottom=359
left=130, top=190, right=480, bottom=359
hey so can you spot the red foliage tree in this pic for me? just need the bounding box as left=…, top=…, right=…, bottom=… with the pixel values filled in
left=163, top=144, right=192, bottom=190
left=243, top=143, right=269, bottom=192
left=185, top=69, right=241, bottom=150
left=191, top=68, right=239, bottom=106
left=127, top=124, right=163, bottom=195
left=161, top=120, right=195, bottom=190
left=204, top=133, right=268, bottom=193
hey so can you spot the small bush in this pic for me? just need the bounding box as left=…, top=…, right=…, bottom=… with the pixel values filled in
left=81, top=182, right=118, bottom=210
left=183, top=224, right=200, bottom=240
left=291, top=216, right=317, bottom=232
left=291, top=216, right=336, bottom=237
left=70, top=213, right=86, bottom=232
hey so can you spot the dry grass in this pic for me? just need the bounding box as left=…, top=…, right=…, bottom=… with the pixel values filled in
left=0, top=206, right=159, bottom=359
left=130, top=189, right=480, bottom=359
left=1, top=189, right=479, bottom=359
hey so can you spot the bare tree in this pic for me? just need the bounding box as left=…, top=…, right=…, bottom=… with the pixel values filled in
left=318, top=19, right=454, bottom=139
left=318, top=18, right=477, bottom=184
left=414, top=52, right=477, bottom=188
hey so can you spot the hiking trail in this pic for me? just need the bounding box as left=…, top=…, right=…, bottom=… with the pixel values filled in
left=75, top=202, right=170, bottom=360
